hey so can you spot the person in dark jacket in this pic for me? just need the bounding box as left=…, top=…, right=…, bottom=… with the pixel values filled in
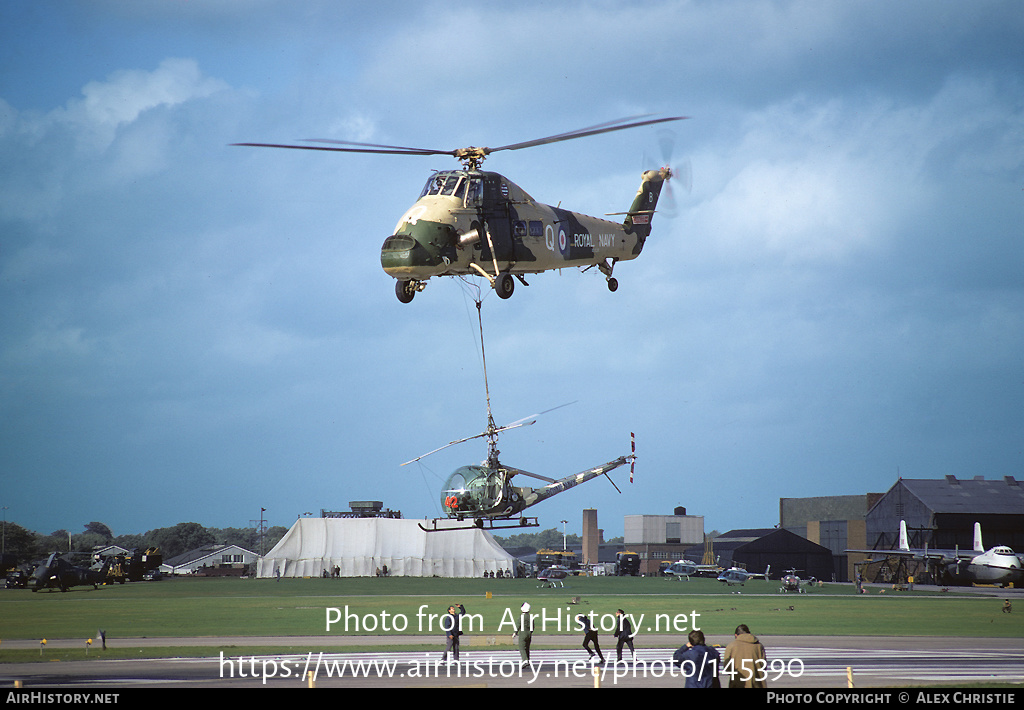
left=441, top=604, right=465, bottom=661
left=672, top=630, right=721, bottom=688
left=578, top=613, right=605, bottom=663
left=614, top=609, right=635, bottom=661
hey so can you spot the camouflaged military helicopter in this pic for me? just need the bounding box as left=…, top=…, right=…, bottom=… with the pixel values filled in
left=234, top=114, right=686, bottom=302
left=402, top=299, right=636, bottom=532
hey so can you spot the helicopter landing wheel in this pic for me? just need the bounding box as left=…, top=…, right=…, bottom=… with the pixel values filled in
left=495, top=272, right=515, bottom=299
left=607, top=277, right=618, bottom=292
left=396, top=280, right=416, bottom=303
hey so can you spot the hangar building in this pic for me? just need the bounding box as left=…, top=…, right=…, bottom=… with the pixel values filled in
left=779, top=475, right=1024, bottom=582
left=863, top=475, right=1024, bottom=552
left=686, top=528, right=834, bottom=582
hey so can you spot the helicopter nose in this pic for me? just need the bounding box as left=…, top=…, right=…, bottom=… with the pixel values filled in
left=381, top=217, right=458, bottom=275
left=380, top=228, right=452, bottom=278
left=380, top=234, right=419, bottom=276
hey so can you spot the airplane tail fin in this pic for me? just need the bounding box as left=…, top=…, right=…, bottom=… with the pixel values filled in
left=974, top=522, right=984, bottom=552
left=899, top=521, right=910, bottom=551
left=621, top=168, right=672, bottom=248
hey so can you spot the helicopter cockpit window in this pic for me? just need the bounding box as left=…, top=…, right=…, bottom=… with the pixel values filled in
left=453, top=177, right=467, bottom=201
left=440, top=174, right=461, bottom=195
left=421, top=175, right=444, bottom=197
left=466, top=178, right=482, bottom=206
left=442, top=466, right=501, bottom=514
left=420, top=173, right=469, bottom=200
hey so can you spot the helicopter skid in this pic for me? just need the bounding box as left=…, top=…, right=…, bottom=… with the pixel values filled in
left=418, top=517, right=540, bottom=533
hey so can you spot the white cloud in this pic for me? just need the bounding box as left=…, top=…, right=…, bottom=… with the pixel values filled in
left=54, top=58, right=228, bottom=153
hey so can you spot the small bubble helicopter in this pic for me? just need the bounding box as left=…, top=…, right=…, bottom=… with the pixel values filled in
left=402, top=298, right=636, bottom=532
left=234, top=114, right=687, bottom=302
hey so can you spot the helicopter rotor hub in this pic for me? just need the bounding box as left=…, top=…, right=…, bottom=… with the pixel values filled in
left=454, top=146, right=491, bottom=170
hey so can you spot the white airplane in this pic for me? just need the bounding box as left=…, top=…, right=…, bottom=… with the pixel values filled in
left=849, top=521, right=1023, bottom=587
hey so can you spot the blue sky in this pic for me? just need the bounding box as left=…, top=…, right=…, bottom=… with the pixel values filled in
left=2, top=1, right=1022, bottom=541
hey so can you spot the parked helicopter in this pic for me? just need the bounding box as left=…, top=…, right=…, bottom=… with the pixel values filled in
left=537, top=565, right=570, bottom=587
left=234, top=114, right=687, bottom=302
left=717, top=565, right=771, bottom=586
left=779, top=569, right=807, bottom=593
left=405, top=298, right=635, bottom=532
left=28, top=552, right=110, bottom=593
left=664, top=559, right=723, bottom=580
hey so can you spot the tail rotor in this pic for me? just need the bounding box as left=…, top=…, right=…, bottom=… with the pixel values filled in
left=649, top=128, right=691, bottom=218
left=630, top=431, right=636, bottom=483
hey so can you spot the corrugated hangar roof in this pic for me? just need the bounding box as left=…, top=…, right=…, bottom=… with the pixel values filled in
left=896, top=476, right=1024, bottom=515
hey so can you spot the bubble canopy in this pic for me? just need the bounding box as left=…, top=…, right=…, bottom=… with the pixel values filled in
left=442, top=465, right=504, bottom=516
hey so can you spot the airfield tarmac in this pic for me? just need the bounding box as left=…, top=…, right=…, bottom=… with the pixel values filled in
left=3, top=584, right=1022, bottom=689
left=3, top=634, right=1023, bottom=689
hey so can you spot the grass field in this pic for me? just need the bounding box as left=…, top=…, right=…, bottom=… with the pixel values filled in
left=2, top=575, right=1021, bottom=654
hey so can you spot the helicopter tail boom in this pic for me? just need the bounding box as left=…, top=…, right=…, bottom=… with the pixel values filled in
left=622, top=168, right=672, bottom=248
left=521, top=454, right=634, bottom=508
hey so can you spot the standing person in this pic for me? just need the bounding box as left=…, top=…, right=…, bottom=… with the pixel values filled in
left=722, top=623, right=767, bottom=688
left=672, top=630, right=720, bottom=688
left=513, top=602, right=533, bottom=661
left=614, top=609, right=635, bottom=662
left=578, top=613, right=604, bottom=664
left=441, top=604, right=465, bottom=662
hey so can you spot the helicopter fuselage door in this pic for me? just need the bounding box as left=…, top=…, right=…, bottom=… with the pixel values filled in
left=477, top=174, right=514, bottom=266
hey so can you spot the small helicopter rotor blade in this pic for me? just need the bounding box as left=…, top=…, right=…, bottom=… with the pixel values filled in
left=498, top=400, right=577, bottom=432
left=647, top=127, right=691, bottom=219
left=630, top=432, right=636, bottom=483
left=402, top=402, right=576, bottom=466
left=490, top=115, right=689, bottom=154
left=400, top=430, right=490, bottom=466
left=676, top=159, right=693, bottom=193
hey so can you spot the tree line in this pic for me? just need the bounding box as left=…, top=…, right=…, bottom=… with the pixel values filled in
left=491, top=527, right=624, bottom=552
left=1, top=520, right=289, bottom=564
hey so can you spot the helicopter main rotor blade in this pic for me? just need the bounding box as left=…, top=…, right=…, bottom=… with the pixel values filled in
left=399, top=431, right=490, bottom=466
left=490, top=115, right=688, bottom=154
left=495, top=115, right=655, bottom=151
left=399, top=401, right=575, bottom=466
left=235, top=114, right=688, bottom=169
left=231, top=141, right=447, bottom=156
left=498, top=401, right=577, bottom=432
left=300, top=138, right=455, bottom=154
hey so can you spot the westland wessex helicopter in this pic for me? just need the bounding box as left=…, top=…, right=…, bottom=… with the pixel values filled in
left=403, top=300, right=635, bottom=532
left=234, top=114, right=687, bottom=303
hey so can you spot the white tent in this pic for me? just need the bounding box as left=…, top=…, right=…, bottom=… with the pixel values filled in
left=256, top=517, right=515, bottom=578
